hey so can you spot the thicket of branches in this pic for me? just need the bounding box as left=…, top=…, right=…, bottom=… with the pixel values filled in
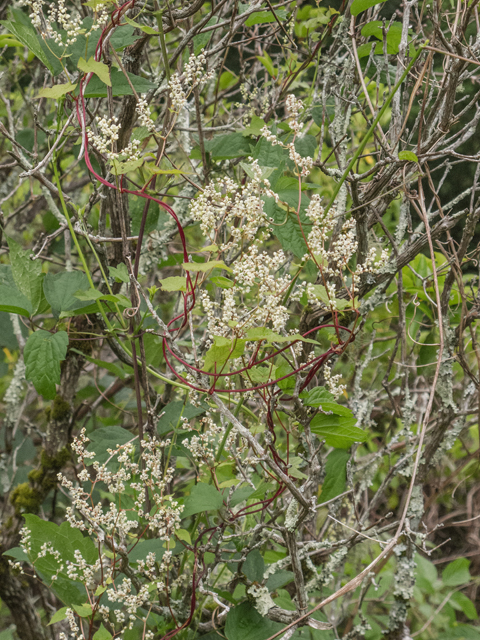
left=1, top=0, right=480, bottom=639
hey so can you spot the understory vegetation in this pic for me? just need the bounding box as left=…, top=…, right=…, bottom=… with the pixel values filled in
left=1, top=0, right=480, bottom=638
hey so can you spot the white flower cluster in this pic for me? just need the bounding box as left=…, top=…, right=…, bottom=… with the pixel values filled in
left=200, top=245, right=293, bottom=346
left=324, top=363, right=346, bottom=399
left=285, top=94, right=304, bottom=134
left=182, top=414, right=225, bottom=462
left=168, top=50, right=215, bottom=111
left=260, top=95, right=314, bottom=176
left=304, top=194, right=334, bottom=257
left=65, top=608, right=80, bottom=638
left=304, top=194, right=390, bottom=289
left=88, top=115, right=142, bottom=165
left=189, top=160, right=270, bottom=246
left=58, top=431, right=183, bottom=541
left=136, top=96, right=156, bottom=133
left=107, top=577, right=150, bottom=627
left=232, top=246, right=290, bottom=331
left=20, top=0, right=107, bottom=45
left=355, top=246, right=390, bottom=275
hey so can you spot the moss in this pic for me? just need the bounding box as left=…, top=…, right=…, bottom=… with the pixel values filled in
left=10, top=483, right=42, bottom=515
left=44, top=406, right=51, bottom=421
left=68, top=331, right=93, bottom=356
left=50, top=395, right=70, bottom=421
left=28, top=469, right=43, bottom=483
left=40, top=447, right=70, bottom=470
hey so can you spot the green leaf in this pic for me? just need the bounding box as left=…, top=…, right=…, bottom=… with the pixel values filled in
left=320, top=449, right=350, bottom=503
left=203, top=336, right=246, bottom=372
left=148, top=166, right=192, bottom=175
left=361, top=21, right=403, bottom=55
left=8, top=236, right=43, bottom=314
left=128, top=539, right=170, bottom=565
left=398, top=150, right=419, bottom=163
left=83, top=0, right=115, bottom=8
left=442, top=558, right=471, bottom=586
left=70, top=349, right=128, bottom=380
left=157, top=399, right=207, bottom=435
left=123, top=15, right=158, bottom=34
left=21, top=515, right=97, bottom=606
left=350, top=0, right=386, bottom=17
left=262, top=188, right=313, bottom=259
left=3, top=547, right=29, bottom=563
left=111, top=158, right=144, bottom=175
left=109, top=263, right=130, bottom=283
left=0, top=312, right=19, bottom=349
left=43, top=271, right=91, bottom=313
left=300, top=386, right=353, bottom=416
left=308, top=284, right=350, bottom=310
left=24, top=330, right=69, bottom=400
left=82, top=68, right=155, bottom=98
left=357, top=42, right=374, bottom=58
left=0, top=285, right=32, bottom=317
left=93, top=624, right=112, bottom=640
left=245, top=9, right=287, bottom=26
left=74, top=289, right=103, bottom=301
left=0, top=21, right=54, bottom=73
left=253, top=138, right=288, bottom=169
left=130, top=196, right=167, bottom=235
left=310, top=414, right=366, bottom=448
left=37, top=82, right=77, bottom=99
left=239, top=162, right=275, bottom=182
left=230, top=484, right=257, bottom=507
left=181, top=483, right=224, bottom=518
left=243, top=549, right=265, bottom=583
left=78, top=56, right=111, bottom=86
left=300, top=386, right=335, bottom=405
left=266, top=570, right=294, bottom=591
left=256, top=52, right=276, bottom=77
left=85, top=426, right=135, bottom=466
left=72, top=603, right=93, bottom=618
left=288, top=456, right=308, bottom=479
left=183, top=260, right=232, bottom=273
left=438, top=626, right=480, bottom=640
left=68, top=20, right=138, bottom=66
left=193, top=17, right=219, bottom=55
left=274, top=362, right=295, bottom=392
left=247, top=365, right=274, bottom=384
left=415, top=553, right=437, bottom=585
left=225, top=602, right=282, bottom=640
left=241, top=116, right=266, bottom=138
left=159, top=276, right=187, bottom=292
left=48, top=607, right=68, bottom=626
left=295, top=135, right=317, bottom=159
left=245, top=327, right=318, bottom=345
left=210, top=276, right=234, bottom=289
left=176, top=529, right=192, bottom=545
left=205, top=132, right=253, bottom=160
left=451, top=592, right=478, bottom=620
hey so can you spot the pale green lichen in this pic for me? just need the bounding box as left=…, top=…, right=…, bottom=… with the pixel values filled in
left=247, top=585, right=275, bottom=616
left=284, top=498, right=299, bottom=532
left=388, top=543, right=417, bottom=631
left=407, top=485, right=424, bottom=525
left=310, top=546, right=349, bottom=589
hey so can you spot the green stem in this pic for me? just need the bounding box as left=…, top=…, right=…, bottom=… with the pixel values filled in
left=155, top=7, right=170, bottom=82
left=52, top=160, right=115, bottom=334
left=215, top=398, right=244, bottom=462
left=80, top=227, right=127, bottom=329
left=324, top=42, right=427, bottom=217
